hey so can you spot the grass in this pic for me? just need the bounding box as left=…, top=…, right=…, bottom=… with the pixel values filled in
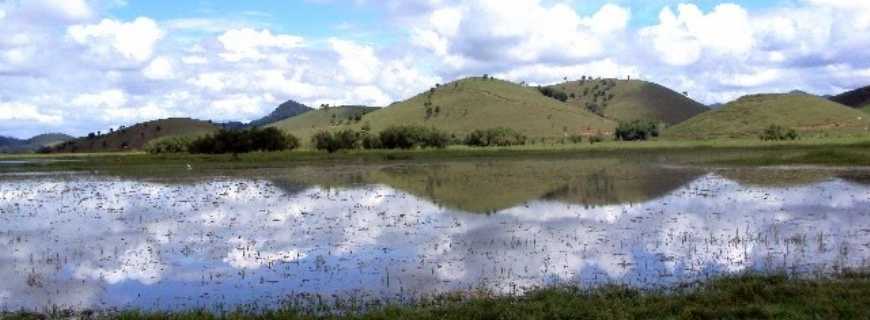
left=4, top=273, right=869, bottom=319
left=551, top=79, right=708, bottom=125
left=861, top=105, right=870, bottom=114
left=3, top=137, right=870, bottom=176
left=356, top=77, right=616, bottom=141
left=664, top=93, right=870, bottom=140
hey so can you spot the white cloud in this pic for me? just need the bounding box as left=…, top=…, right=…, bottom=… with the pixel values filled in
left=67, top=17, right=164, bottom=65
left=330, top=39, right=381, bottom=84
left=640, top=4, right=754, bottom=66
left=411, top=1, right=630, bottom=74
left=218, top=28, right=304, bottom=62
left=72, top=90, right=128, bottom=109
left=0, top=102, right=62, bottom=124
left=142, top=56, right=174, bottom=80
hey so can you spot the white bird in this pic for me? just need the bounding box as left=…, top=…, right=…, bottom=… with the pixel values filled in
left=186, top=163, right=192, bottom=170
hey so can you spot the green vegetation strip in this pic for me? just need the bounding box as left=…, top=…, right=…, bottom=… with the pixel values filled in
left=3, top=138, right=870, bottom=175
left=4, top=273, right=869, bottom=319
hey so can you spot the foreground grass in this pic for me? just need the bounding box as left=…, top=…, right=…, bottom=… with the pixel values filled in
left=2, top=138, right=870, bottom=175
left=4, top=273, right=869, bottom=320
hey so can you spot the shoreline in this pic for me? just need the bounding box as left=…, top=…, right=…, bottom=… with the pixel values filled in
left=3, top=272, right=868, bottom=319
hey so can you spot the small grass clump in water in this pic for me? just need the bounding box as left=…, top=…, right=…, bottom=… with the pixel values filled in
left=5, top=273, right=869, bottom=320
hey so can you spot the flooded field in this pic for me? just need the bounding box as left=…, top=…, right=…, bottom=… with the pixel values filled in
left=1, top=159, right=869, bottom=312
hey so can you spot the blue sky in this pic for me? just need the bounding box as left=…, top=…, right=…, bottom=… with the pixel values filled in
left=1, top=0, right=870, bottom=138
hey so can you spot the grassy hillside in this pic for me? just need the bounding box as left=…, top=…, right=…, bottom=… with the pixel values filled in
left=862, top=105, right=870, bottom=114
left=664, top=93, right=870, bottom=140
left=357, top=77, right=615, bottom=141
left=53, top=118, right=219, bottom=153
left=831, top=85, right=870, bottom=109
left=269, top=106, right=378, bottom=143
left=547, top=79, right=708, bottom=125
left=249, top=99, right=313, bottom=127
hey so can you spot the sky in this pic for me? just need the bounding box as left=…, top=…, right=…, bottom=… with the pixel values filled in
left=2, top=0, right=870, bottom=138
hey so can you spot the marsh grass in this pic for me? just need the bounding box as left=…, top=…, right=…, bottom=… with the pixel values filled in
left=4, top=273, right=869, bottom=320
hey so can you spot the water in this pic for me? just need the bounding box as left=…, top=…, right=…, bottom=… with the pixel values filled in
left=1, top=159, right=869, bottom=312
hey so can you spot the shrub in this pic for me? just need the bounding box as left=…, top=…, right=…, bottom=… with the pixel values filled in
left=361, top=133, right=383, bottom=150
left=760, top=125, right=799, bottom=141
left=145, top=136, right=194, bottom=154
left=379, top=126, right=449, bottom=149
left=464, top=128, right=527, bottom=147
left=538, top=87, right=568, bottom=102
left=614, top=120, right=660, bottom=141
left=188, top=127, right=298, bottom=154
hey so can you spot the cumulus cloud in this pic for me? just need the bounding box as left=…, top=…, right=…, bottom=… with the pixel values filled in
left=412, top=0, right=630, bottom=74
left=639, top=4, right=753, bottom=66
left=67, top=17, right=163, bottom=66
left=0, top=102, right=62, bottom=124
left=4, top=0, right=870, bottom=138
left=142, top=56, right=175, bottom=80
left=217, top=28, right=304, bottom=62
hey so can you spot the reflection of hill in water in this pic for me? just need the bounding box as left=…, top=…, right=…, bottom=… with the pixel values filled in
left=716, top=168, right=838, bottom=188
left=271, top=160, right=703, bottom=214
left=541, top=168, right=702, bottom=207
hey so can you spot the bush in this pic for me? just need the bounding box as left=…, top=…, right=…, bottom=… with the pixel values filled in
left=538, top=87, right=568, bottom=102
left=379, top=126, right=449, bottom=149
left=361, top=133, right=383, bottom=150
left=760, top=125, right=799, bottom=141
left=188, top=127, right=298, bottom=154
left=145, top=136, right=194, bottom=154
left=614, top=120, right=659, bottom=141
left=464, top=128, right=527, bottom=147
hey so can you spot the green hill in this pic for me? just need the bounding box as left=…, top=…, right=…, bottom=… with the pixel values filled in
left=52, top=118, right=219, bottom=153
left=249, top=99, right=313, bottom=127
left=664, top=93, right=870, bottom=140
left=354, top=77, right=615, bottom=141
left=546, top=79, right=708, bottom=125
left=269, top=105, right=378, bottom=142
left=831, top=85, right=870, bottom=109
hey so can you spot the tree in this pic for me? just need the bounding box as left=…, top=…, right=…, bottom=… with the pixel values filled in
left=615, top=120, right=660, bottom=141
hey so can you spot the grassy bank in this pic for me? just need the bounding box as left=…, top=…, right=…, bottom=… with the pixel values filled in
left=4, top=273, right=869, bottom=320
left=2, top=138, right=870, bottom=175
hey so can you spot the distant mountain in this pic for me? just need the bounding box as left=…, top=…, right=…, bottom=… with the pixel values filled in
left=0, top=136, right=24, bottom=149
left=664, top=93, right=870, bottom=140
left=831, top=85, right=870, bottom=110
left=0, top=133, right=73, bottom=153
left=51, top=118, right=219, bottom=153
left=248, top=100, right=313, bottom=128
left=217, top=121, right=246, bottom=130
left=547, top=79, right=708, bottom=125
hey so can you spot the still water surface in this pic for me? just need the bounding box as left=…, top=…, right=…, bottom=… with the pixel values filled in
left=1, top=159, right=869, bottom=311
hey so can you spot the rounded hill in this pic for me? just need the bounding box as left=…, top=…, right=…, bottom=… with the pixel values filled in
left=358, top=77, right=616, bottom=141
left=663, top=93, right=870, bottom=140
left=547, top=79, right=708, bottom=125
